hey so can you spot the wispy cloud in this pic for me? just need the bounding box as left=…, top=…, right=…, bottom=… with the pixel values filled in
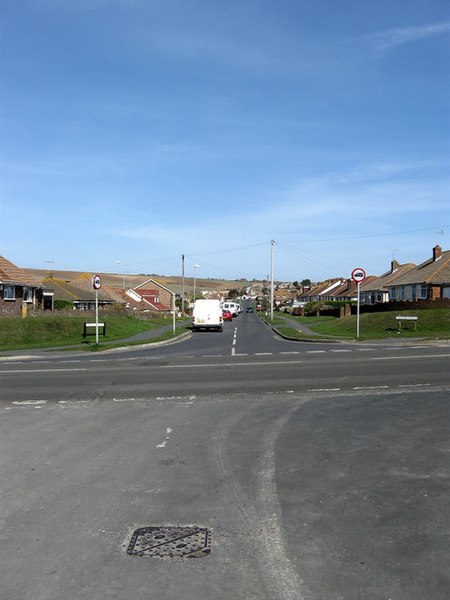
left=364, top=21, right=450, bottom=51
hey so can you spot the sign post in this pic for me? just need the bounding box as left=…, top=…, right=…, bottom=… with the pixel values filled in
left=172, top=291, right=176, bottom=335
left=351, top=268, right=366, bottom=339
left=92, top=275, right=102, bottom=344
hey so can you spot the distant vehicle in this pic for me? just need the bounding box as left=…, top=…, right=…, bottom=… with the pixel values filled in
left=192, top=299, right=223, bottom=331
left=222, top=301, right=239, bottom=317
left=245, top=306, right=253, bottom=313
left=222, top=309, right=233, bottom=321
left=256, top=305, right=263, bottom=311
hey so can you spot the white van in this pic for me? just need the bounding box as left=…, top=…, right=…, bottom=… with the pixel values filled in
left=192, top=299, right=224, bottom=331
left=222, top=301, right=239, bottom=317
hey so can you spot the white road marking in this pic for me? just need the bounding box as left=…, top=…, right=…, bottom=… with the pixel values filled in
left=372, top=354, right=449, bottom=360
left=12, top=400, right=47, bottom=406
left=399, top=383, right=431, bottom=388
left=0, top=368, right=88, bottom=374
left=353, top=385, right=389, bottom=390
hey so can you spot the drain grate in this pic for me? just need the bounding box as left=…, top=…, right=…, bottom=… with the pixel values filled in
left=125, top=525, right=211, bottom=559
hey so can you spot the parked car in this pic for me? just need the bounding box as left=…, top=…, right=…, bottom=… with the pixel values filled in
left=246, top=306, right=253, bottom=313
left=192, top=299, right=223, bottom=331
left=256, top=305, right=263, bottom=311
left=222, top=309, right=233, bottom=321
left=222, top=301, right=239, bottom=317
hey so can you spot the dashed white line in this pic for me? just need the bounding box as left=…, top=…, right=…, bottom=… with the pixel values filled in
left=353, top=385, right=389, bottom=390
left=12, top=400, right=47, bottom=406
left=0, top=368, right=88, bottom=374
left=398, top=383, right=431, bottom=388
left=372, top=354, right=449, bottom=360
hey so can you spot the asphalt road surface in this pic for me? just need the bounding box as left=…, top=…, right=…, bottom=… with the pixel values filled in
left=0, top=311, right=449, bottom=600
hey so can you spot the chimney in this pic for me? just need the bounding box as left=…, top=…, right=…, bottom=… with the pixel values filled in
left=391, top=259, right=399, bottom=272
left=433, top=245, right=442, bottom=261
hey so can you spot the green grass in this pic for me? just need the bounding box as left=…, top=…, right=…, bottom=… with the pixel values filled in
left=0, top=314, right=185, bottom=351
left=265, top=308, right=450, bottom=340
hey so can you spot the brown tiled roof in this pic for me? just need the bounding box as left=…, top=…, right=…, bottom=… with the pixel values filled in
left=360, top=263, right=416, bottom=292
left=386, top=249, right=450, bottom=286
left=0, top=256, right=43, bottom=287
left=42, top=276, right=125, bottom=303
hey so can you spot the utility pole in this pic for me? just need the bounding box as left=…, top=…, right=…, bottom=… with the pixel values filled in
left=270, top=239, right=275, bottom=321
left=181, top=254, right=185, bottom=315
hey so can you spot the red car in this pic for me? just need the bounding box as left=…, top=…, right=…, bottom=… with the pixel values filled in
left=222, top=309, right=233, bottom=321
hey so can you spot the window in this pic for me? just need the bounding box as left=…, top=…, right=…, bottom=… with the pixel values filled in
left=23, top=287, right=33, bottom=302
left=420, top=285, right=428, bottom=299
left=3, top=285, right=15, bottom=300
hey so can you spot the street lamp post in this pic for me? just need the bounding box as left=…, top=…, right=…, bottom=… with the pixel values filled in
left=193, top=264, right=200, bottom=303
left=115, top=260, right=125, bottom=289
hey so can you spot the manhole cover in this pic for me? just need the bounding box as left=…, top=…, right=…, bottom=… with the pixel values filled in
left=125, top=525, right=211, bottom=559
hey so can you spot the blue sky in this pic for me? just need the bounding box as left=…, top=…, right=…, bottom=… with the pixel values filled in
left=1, top=0, right=449, bottom=282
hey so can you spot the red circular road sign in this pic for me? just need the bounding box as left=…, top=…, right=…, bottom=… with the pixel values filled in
left=351, top=267, right=366, bottom=283
left=92, top=274, right=102, bottom=290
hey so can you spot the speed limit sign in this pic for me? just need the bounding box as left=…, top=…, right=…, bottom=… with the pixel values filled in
left=351, top=267, right=366, bottom=283
left=92, top=275, right=102, bottom=290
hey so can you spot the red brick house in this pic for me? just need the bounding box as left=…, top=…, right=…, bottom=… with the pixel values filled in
left=387, top=245, right=450, bottom=301
left=125, top=278, right=173, bottom=312
left=360, top=260, right=416, bottom=304
left=0, top=256, right=48, bottom=315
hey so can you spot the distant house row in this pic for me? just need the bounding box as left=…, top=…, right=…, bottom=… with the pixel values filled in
left=0, top=255, right=174, bottom=316
left=294, top=245, right=450, bottom=305
left=1, top=244, right=449, bottom=316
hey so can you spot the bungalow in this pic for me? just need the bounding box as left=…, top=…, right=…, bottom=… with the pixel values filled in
left=297, top=278, right=345, bottom=303
left=387, top=245, right=450, bottom=302
left=0, top=255, right=48, bottom=315
left=360, top=260, right=416, bottom=304
left=41, top=273, right=124, bottom=310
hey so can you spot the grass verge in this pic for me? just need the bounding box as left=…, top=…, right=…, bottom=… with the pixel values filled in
left=0, top=314, right=187, bottom=351
left=264, top=308, right=450, bottom=340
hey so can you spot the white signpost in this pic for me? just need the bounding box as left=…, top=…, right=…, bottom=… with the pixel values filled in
left=351, top=267, right=366, bottom=339
left=92, top=275, right=102, bottom=344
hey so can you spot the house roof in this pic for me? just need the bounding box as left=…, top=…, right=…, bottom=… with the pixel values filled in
left=135, top=278, right=174, bottom=295
left=386, top=246, right=450, bottom=286
left=42, top=275, right=125, bottom=303
left=360, top=261, right=416, bottom=292
left=0, top=256, right=43, bottom=287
